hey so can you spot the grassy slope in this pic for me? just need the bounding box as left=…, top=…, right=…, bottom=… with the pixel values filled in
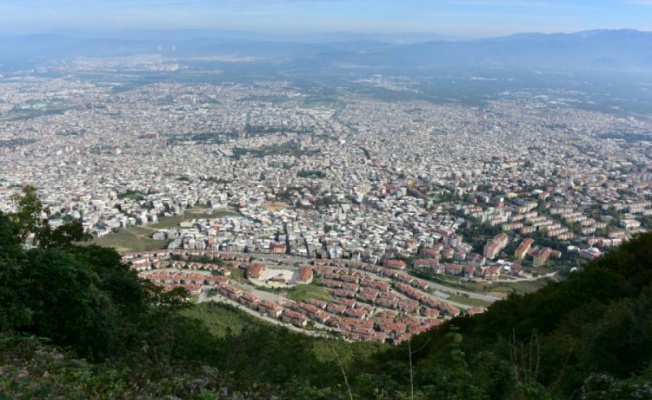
left=182, top=302, right=274, bottom=337
left=92, top=208, right=239, bottom=254
left=286, top=283, right=333, bottom=303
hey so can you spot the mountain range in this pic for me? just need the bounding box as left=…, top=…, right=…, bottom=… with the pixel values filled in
left=1, top=29, right=651, bottom=74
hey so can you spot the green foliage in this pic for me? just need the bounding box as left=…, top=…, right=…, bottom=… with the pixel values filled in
left=310, top=195, right=341, bottom=208
left=0, top=212, right=31, bottom=332
left=594, top=232, right=652, bottom=289
left=117, top=190, right=143, bottom=201
left=182, top=302, right=265, bottom=338
left=366, top=232, right=652, bottom=399
left=587, top=287, right=652, bottom=377
left=19, top=248, right=119, bottom=359
left=286, top=283, right=333, bottom=303
left=297, top=169, right=326, bottom=179
left=8, top=184, right=44, bottom=242
left=580, top=367, right=652, bottom=400
left=0, top=335, right=135, bottom=399
left=37, top=219, right=92, bottom=251
left=8, top=185, right=92, bottom=249
left=0, top=209, right=190, bottom=362
left=456, top=222, right=504, bottom=253
left=3, top=188, right=652, bottom=399
left=178, top=253, right=226, bottom=266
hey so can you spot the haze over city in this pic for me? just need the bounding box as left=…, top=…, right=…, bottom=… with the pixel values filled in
left=1, top=0, right=651, bottom=38
left=1, top=1, right=652, bottom=399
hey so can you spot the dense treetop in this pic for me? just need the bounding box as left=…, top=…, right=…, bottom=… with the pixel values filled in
left=1, top=186, right=651, bottom=399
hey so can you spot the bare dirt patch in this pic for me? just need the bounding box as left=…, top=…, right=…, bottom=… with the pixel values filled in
left=263, top=202, right=291, bottom=212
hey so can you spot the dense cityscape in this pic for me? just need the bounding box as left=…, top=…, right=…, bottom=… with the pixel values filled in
left=2, top=1, right=652, bottom=392
left=1, top=68, right=651, bottom=341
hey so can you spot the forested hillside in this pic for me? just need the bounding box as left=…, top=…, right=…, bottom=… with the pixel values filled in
left=1, top=188, right=651, bottom=399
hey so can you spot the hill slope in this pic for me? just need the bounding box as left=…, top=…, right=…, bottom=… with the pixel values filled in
left=1, top=194, right=652, bottom=399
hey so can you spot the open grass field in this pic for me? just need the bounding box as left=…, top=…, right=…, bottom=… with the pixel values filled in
left=286, top=283, right=333, bottom=303
left=92, top=208, right=240, bottom=254
left=228, top=267, right=247, bottom=284
left=487, top=277, right=557, bottom=296
left=124, top=226, right=155, bottom=236
left=91, top=227, right=167, bottom=254
left=150, top=208, right=239, bottom=229
left=182, top=302, right=272, bottom=337
left=445, top=294, right=493, bottom=308
left=299, top=96, right=343, bottom=110
left=426, top=273, right=554, bottom=300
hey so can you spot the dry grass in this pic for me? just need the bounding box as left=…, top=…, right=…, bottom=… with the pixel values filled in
left=92, top=228, right=166, bottom=254
left=92, top=208, right=238, bottom=254
left=263, top=202, right=291, bottom=212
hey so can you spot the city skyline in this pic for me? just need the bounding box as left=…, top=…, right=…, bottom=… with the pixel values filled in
left=1, top=0, right=651, bottom=39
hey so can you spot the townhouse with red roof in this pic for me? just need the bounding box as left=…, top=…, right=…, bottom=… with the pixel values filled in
left=247, top=263, right=265, bottom=279
left=296, top=265, right=314, bottom=284
left=383, top=259, right=406, bottom=270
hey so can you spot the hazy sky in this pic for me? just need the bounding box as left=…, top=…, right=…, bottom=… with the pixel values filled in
left=1, top=0, right=651, bottom=38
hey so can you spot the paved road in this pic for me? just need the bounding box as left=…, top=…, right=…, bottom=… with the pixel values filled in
left=246, top=253, right=498, bottom=307
left=223, top=251, right=508, bottom=305
left=425, top=281, right=502, bottom=302
left=249, top=253, right=310, bottom=264
left=389, top=285, right=470, bottom=310
left=430, top=294, right=472, bottom=310
left=197, top=290, right=335, bottom=338
left=494, top=271, right=559, bottom=283
left=426, top=271, right=559, bottom=302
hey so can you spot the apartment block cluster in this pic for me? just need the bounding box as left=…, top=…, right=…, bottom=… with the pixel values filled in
left=1, top=77, right=651, bottom=266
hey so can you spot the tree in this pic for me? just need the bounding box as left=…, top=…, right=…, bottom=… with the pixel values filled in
left=8, top=185, right=46, bottom=243
left=18, top=247, right=119, bottom=359
left=8, top=185, right=91, bottom=249
left=37, top=219, right=92, bottom=251
left=0, top=211, right=31, bottom=331
left=588, top=287, right=652, bottom=377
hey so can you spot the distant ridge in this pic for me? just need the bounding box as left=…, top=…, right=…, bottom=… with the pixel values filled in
left=1, top=29, right=651, bottom=73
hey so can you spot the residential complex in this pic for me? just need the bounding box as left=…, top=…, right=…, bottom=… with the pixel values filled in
left=2, top=75, right=651, bottom=343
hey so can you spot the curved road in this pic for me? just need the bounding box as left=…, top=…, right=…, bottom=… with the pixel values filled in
left=428, top=271, right=559, bottom=303
left=250, top=252, right=503, bottom=303
left=240, top=252, right=549, bottom=304
left=197, top=290, right=336, bottom=339
left=426, top=281, right=502, bottom=302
